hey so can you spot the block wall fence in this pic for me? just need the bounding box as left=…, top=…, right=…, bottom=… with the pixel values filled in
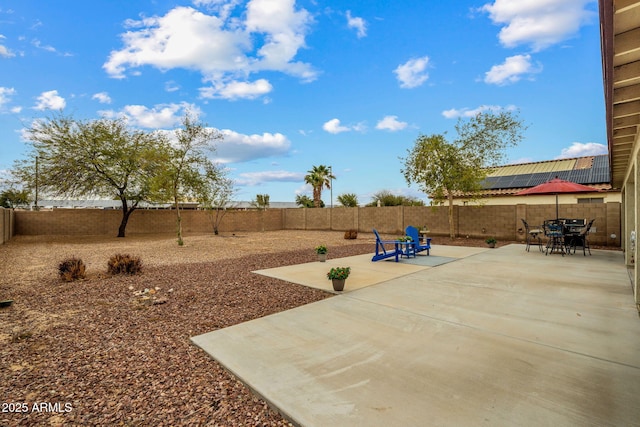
left=9, top=202, right=622, bottom=247
left=0, top=207, right=14, bottom=245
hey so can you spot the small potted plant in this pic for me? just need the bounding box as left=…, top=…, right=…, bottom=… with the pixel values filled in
left=315, top=245, right=328, bottom=262
left=398, top=235, right=412, bottom=242
left=485, top=237, right=497, bottom=248
left=327, top=266, right=350, bottom=291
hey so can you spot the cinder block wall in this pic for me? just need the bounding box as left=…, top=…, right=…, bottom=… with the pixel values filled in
left=283, top=208, right=306, bottom=229
left=305, top=209, right=331, bottom=230
left=330, top=207, right=358, bottom=231
left=403, top=206, right=444, bottom=232
left=0, top=207, right=15, bottom=244
left=215, top=209, right=283, bottom=232
left=458, top=205, right=517, bottom=241
left=13, top=203, right=621, bottom=246
left=358, top=206, right=404, bottom=234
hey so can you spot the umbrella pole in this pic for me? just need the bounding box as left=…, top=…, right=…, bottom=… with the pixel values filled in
left=556, top=194, right=559, bottom=220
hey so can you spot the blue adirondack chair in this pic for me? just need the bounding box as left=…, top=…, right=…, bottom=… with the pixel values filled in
left=371, top=229, right=402, bottom=262
left=405, top=226, right=431, bottom=255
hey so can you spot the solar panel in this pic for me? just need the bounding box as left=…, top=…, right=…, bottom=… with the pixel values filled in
left=478, top=155, right=611, bottom=190
left=510, top=175, right=532, bottom=187
left=528, top=174, right=549, bottom=186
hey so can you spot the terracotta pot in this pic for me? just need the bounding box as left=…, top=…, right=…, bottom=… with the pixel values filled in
left=331, top=279, right=345, bottom=291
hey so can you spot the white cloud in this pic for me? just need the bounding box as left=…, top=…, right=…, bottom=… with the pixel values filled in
left=34, top=90, right=65, bottom=110
left=0, top=34, right=14, bottom=58
left=0, top=45, right=13, bottom=57
left=376, top=115, right=407, bottom=131
left=235, top=170, right=304, bottom=186
left=104, top=3, right=316, bottom=100
left=105, top=7, right=249, bottom=78
left=91, top=92, right=112, bottom=104
left=322, top=118, right=352, bottom=134
left=199, top=78, right=273, bottom=100
left=556, top=142, right=607, bottom=159
left=245, top=0, right=314, bottom=78
left=346, top=10, right=367, bottom=38
left=393, top=56, right=430, bottom=88
left=32, top=39, right=56, bottom=53
left=0, top=168, right=11, bottom=182
left=442, top=104, right=514, bottom=119
left=165, top=81, right=180, bottom=92
left=484, top=54, right=541, bottom=85
left=480, top=0, right=595, bottom=51
left=0, top=87, right=16, bottom=109
left=100, top=102, right=198, bottom=128
left=214, top=130, right=291, bottom=163
left=509, top=157, right=535, bottom=165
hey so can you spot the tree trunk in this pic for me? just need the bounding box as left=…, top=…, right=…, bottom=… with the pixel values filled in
left=117, top=199, right=135, bottom=238
left=313, top=187, right=321, bottom=208
left=212, top=208, right=226, bottom=235
left=447, top=192, right=455, bottom=239
left=174, top=194, right=183, bottom=245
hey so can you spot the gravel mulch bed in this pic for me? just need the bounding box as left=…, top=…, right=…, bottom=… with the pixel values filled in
left=0, top=230, right=614, bottom=426
left=0, top=231, right=392, bottom=426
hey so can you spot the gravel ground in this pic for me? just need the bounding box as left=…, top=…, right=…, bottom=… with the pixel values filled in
left=0, top=230, right=557, bottom=426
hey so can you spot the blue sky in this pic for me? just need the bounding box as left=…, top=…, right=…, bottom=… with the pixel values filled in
left=0, top=0, right=607, bottom=204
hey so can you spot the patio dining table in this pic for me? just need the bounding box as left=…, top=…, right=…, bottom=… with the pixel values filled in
left=543, top=219, right=587, bottom=256
left=543, top=220, right=566, bottom=256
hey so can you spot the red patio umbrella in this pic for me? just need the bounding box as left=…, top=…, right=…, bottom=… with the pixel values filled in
left=516, top=176, right=600, bottom=220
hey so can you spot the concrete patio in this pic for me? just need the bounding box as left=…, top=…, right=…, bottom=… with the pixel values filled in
left=192, top=244, right=640, bottom=426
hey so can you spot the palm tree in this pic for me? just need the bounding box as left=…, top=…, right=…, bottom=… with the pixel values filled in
left=295, top=194, right=314, bottom=208
left=304, top=165, right=335, bottom=208
left=252, top=193, right=270, bottom=210
left=337, top=193, right=358, bottom=207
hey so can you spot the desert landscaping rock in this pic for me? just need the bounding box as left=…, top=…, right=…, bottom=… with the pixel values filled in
left=0, top=230, right=521, bottom=426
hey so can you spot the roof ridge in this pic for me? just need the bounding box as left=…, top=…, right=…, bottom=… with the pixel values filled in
left=503, top=154, right=606, bottom=167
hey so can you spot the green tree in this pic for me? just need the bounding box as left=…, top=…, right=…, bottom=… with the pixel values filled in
left=153, top=113, right=223, bottom=245
left=295, top=194, right=314, bottom=208
left=252, top=194, right=270, bottom=210
left=366, top=190, right=424, bottom=206
left=14, top=114, right=166, bottom=237
left=402, top=111, right=526, bottom=239
left=200, top=163, right=236, bottom=235
left=304, top=165, right=335, bottom=208
left=0, top=188, right=30, bottom=209
left=337, top=193, right=358, bottom=207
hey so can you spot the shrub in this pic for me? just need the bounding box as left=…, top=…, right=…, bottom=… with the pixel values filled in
left=327, top=267, right=351, bottom=280
left=344, top=229, right=358, bottom=239
left=107, top=254, right=143, bottom=275
left=58, top=257, right=86, bottom=282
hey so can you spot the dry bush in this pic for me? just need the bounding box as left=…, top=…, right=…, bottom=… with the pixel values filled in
left=58, top=257, right=86, bottom=282
left=344, top=229, right=358, bottom=239
left=107, top=253, right=143, bottom=275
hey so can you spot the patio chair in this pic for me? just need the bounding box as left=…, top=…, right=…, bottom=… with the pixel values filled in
left=371, top=229, right=402, bottom=262
left=568, top=219, right=595, bottom=256
left=405, top=225, right=431, bottom=256
left=521, top=219, right=543, bottom=252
